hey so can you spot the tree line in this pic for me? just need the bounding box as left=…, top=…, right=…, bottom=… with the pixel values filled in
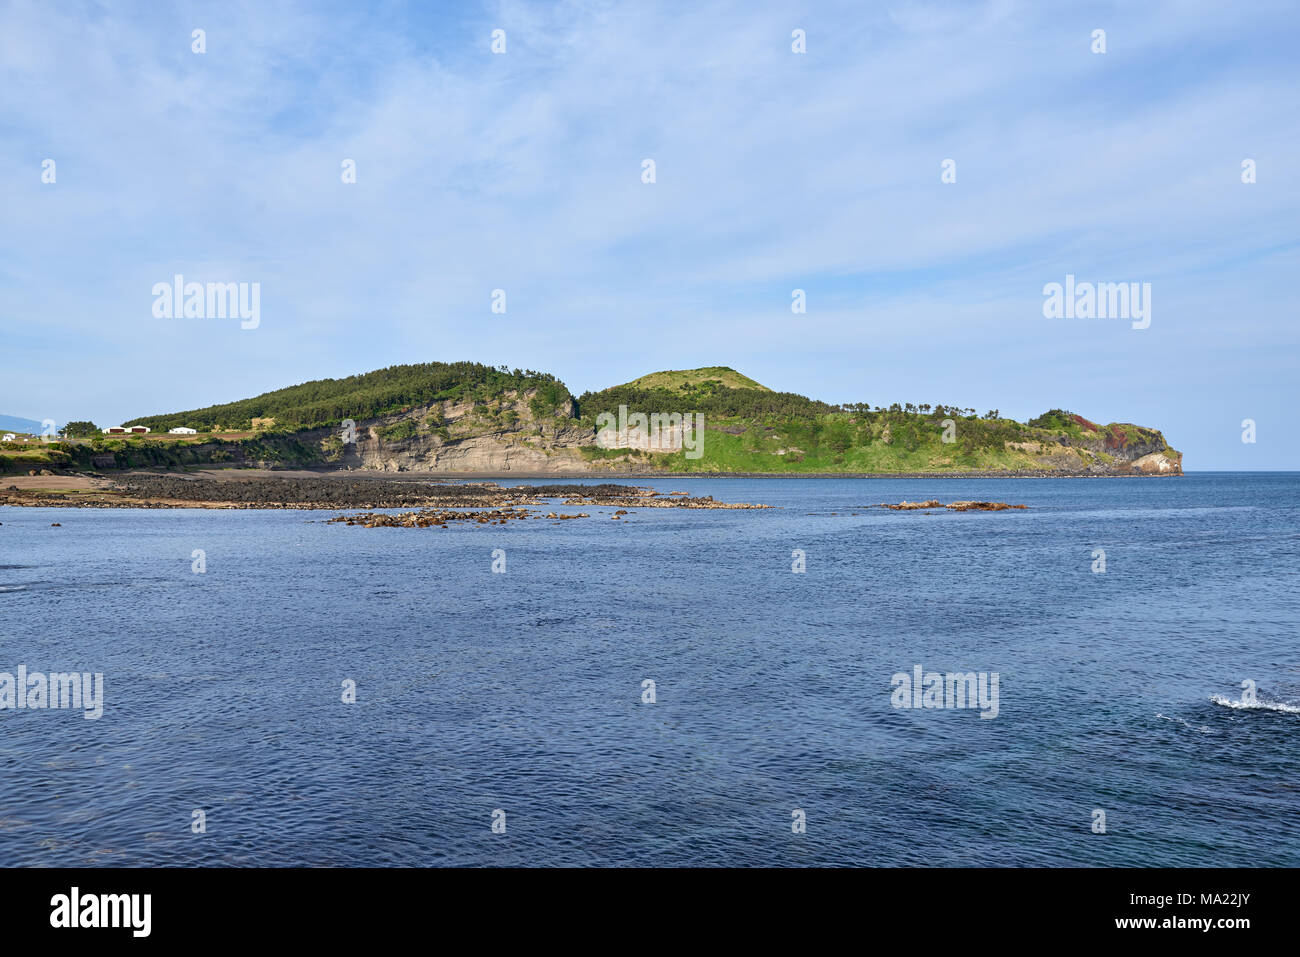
left=123, top=362, right=573, bottom=432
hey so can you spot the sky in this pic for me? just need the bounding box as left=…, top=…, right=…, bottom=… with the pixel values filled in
left=1, top=0, right=1297, bottom=468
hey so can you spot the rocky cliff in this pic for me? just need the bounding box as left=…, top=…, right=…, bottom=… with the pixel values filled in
left=34, top=364, right=1182, bottom=477
left=329, top=391, right=596, bottom=473
left=290, top=388, right=1182, bottom=475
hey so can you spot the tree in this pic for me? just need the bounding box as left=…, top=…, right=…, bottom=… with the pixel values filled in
left=825, top=420, right=853, bottom=453
left=61, top=420, right=99, bottom=438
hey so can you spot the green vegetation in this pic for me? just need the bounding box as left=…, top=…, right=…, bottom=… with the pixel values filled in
left=528, top=380, right=569, bottom=419
left=575, top=380, right=1174, bottom=473
left=0, top=432, right=330, bottom=475
left=61, top=420, right=100, bottom=438
left=579, top=444, right=642, bottom=461
left=123, top=361, right=572, bottom=433
left=624, top=410, right=1031, bottom=473
left=15, top=362, right=1175, bottom=476
left=615, top=366, right=772, bottom=393
left=380, top=420, right=418, bottom=442
left=1024, top=409, right=1164, bottom=451
left=0, top=440, right=80, bottom=473
left=577, top=383, right=833, bottom=421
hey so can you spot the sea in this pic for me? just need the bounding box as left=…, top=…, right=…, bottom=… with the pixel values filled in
left=1, top=473, right=1297, bottom=866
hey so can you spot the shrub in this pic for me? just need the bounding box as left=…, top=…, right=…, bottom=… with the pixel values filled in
left=380, top=420, right=417, bottom=442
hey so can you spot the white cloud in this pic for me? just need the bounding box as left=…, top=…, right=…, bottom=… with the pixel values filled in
left=1, top=0, right=1296, bottom=466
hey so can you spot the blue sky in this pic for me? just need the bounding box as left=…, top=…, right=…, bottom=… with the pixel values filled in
left=1, top=0, right=1297, bottom=468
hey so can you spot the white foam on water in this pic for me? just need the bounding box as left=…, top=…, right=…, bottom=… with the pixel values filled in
left=1155, top=713, right=1214, bottom=734
left=1210, top=695, right=1300, bottom=714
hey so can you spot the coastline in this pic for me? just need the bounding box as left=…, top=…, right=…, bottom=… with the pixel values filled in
left=349, top=470, right=1185, bottom=480
left=0, top=465, right=1186, bottom=495
left=0, top=465, right=1176, bottom=512
left=107, top=465, right=1185, bottom=480
left=0, top=471, right=774, bottom=511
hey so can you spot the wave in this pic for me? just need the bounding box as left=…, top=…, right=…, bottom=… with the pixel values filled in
left=1210, top=695, right=1300, bottom=714
left=1155, top=713, right=1214, bottom=734
left=0, top=585, right=29, bottom=592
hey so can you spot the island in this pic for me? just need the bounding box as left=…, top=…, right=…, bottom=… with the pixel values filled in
left=1, top=362, right=1182, bottom=479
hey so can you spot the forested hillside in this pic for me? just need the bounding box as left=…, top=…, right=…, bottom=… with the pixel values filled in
left=124, top=362, right=571, bottom=432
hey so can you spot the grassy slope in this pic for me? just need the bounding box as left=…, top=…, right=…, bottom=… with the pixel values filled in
left=577, top=374, right=1179, bottom=473
left=580, top=417, right=1087, bottom=472
left=617, top=367, right=772, bottom=393
left=582, top=423, right=1084, bottom=472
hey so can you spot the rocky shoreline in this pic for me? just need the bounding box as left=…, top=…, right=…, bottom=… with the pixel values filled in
left=0, top=473, right=771, bottom=512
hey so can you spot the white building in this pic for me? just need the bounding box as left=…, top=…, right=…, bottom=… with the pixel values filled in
left=102, top=426, right=150, bottom=434
left=1, top=433, right=15, bottom=442
left=168, top=427, right=198, bottom=434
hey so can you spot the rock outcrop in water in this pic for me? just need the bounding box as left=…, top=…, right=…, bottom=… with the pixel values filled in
left=327, top=507, right=591, bottom=527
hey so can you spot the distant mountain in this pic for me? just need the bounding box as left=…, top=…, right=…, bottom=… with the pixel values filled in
left=0, top=414, right=47, bottom=435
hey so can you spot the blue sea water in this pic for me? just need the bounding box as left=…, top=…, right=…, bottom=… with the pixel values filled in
left=1, top=473, right=1297, bottom=867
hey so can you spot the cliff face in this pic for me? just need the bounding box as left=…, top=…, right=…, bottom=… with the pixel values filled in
left=1130, top=450, right=1182, bottom=473
left=1049, top=422, right=1183, bottom=474
left=45, top=373, right=1182, bottom=477
left=302, top=392, right=1182, bottom=475
left=335, top=391, right=597, bottom=473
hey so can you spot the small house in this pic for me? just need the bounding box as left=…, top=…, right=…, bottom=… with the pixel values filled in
left=168, top=427, right=197, bottom=434
left=1, top=433, right=15, bottom=442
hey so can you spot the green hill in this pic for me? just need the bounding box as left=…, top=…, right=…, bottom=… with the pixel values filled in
left=574, top=375, right=1181, bottom=475
left=577, top=368, right=827, bottom=423
left=16, top=361, right=1181, bottom=477
left=616, top=367, right=772, bottom=393
left=123, top=361, right=571, bottom=433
